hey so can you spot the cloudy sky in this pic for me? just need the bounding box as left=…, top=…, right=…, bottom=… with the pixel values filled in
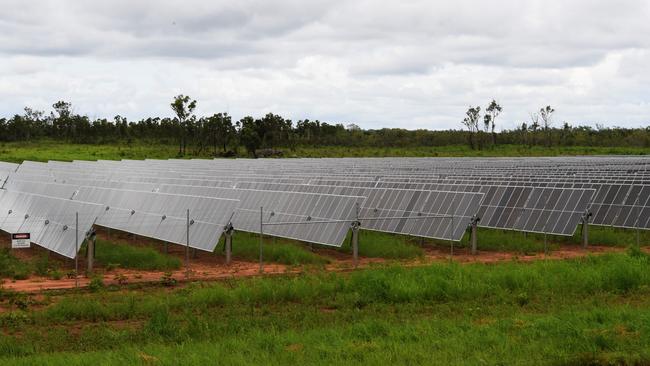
left=1, top=0, right=649, bottom=130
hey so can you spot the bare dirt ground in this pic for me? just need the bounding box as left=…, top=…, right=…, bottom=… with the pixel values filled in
left=1, top=235, right=628, bottom=293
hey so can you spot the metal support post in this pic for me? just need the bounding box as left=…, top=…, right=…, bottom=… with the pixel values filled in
left=225, top=230, right=233, bottom=265
left=351, top=223, right=360, bottom=268
left=352, top=202, right=360, bottom=268
left=185, top=209, right=190, bottom=276
left=581, top=210, right=591, bottom=249
left=75, top=212, right=79, bottom=288
left=544, top=232, right=548, bottom=255
left=87, top=230, right=95, bottom=274
left=259, top=207, right=264, bottom=273
left=470, top=216, right=479, bottom=255
left=450, top=214, right=454, bottom=258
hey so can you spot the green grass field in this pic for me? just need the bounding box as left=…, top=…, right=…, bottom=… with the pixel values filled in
left=0, top=140, right=649, bottom=163
left=0, top=252, right=649, bottom=365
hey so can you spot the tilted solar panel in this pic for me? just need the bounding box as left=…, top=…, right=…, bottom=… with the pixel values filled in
left=0, top=190, right=105, bottom=258
left=235, top=181, right=484, bottom=241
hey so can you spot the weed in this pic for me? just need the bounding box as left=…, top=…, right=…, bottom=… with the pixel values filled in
left=113, top=274, right=128, bottom=286
left=88, top=276, right=105, bottom=292
left=105, top=263, right=120, bottom=272
left=161, top=272, right=177, bottom=287
left=0, top=249, right=31, bottom=280
left=49, top=270, right=63, bottom=280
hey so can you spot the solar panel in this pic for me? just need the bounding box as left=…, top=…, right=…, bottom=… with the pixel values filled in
left=3, top=181, right=241, bottom=252
left=0, top=190, right=105, bottom=258
left=2, top=155, right=649, bottom=262
left=156, top=185, right=365, bottom=247
left=235, top=182, right=484, bottom=241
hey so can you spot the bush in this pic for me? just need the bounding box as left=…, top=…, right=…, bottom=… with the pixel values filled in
left=88, top=276, right=105, bottom=292
left=161, top=272, right=177, bottom=287
left=49, top=270, right=63, bottom=280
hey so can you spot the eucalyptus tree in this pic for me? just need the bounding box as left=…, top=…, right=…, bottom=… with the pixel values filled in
left=485, top=100, right=502, bottom=145
left=170, top=95, right=197, bottom=155
left=539, top=105, right=555, bottom=147
left=462, top=106, right=481, bottom=149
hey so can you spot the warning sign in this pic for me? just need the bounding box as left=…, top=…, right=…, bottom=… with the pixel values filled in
left=11, top=233, right=30, bottom=249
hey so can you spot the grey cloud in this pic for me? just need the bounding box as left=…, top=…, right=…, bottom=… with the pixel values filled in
left=1, top=0, right=649, bottom=129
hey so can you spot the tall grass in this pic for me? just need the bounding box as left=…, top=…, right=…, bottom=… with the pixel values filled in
left=220, top=232, right=330, bottom=265
left=337, top=230, right=424, bottom=259
left=0, top=249, right=31, bottom=280
left=94, top=239, right=181, bottom=271
left=30, top=252, right=650, bottom=322
left=566, top=225, right=650, bottom=247
left=0, top=253, right=649, bottom=365
left=0, top=140, right=647, bottom=164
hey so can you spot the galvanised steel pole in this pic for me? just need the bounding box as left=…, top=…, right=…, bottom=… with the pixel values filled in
left=450, top=214, right=454, bottom=258
left=75, top=212, right=79, bottom=288
left=260, top=207, right=264, bottom=273
left=186, top=209, right=190, bottom=276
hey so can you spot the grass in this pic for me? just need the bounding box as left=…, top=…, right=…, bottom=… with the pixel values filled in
left=0, top=140, right=649, bottom=163
left=94, top=238, right=182, bottom=271
left=221, top=232, right=330, bottom=266
left=0, top=249, right=32, bottom=280
left=569, top=225, right=650, bottom=247
left=427, top=228, right=553, bottom=254
left=0, top=249, right=64, bottom=280
left=288, top=144, right=650, bottom=158
left=337, top=230, right=424, bottom=259
left=0, top=253, right=649, bottom=364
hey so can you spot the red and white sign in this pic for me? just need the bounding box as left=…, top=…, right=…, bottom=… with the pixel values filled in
left=11, top=233, right=30, bottom=249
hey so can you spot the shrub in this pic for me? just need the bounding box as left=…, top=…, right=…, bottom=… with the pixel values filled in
left=88, top=276, right=105, bottom=292
left=113, top=274, right=128, bottom=286
left=161, top=272, right=177, bottom=287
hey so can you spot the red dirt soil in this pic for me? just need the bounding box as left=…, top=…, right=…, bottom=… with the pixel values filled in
left=1, top=241, right=627, bottom=293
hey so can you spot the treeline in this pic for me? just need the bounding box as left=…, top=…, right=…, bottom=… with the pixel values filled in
left=0, top=97, right=649, bottom=157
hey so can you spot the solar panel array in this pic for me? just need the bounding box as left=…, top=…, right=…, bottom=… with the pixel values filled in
left=4, top=180, right=240, bottom=253
left=0, top=190, right=104, bottom=257
left=1, top=156, right=648, bottom=258
left=235, top=182, right=483, bottom=241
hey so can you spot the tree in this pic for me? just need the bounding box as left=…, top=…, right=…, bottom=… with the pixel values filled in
left=519, top=122, right=528, bottom=146
left=205, top=113, right=235, bottom=154
left=561, top=121, right=571, bottom=145
left=485, top=100, right=502, bottom=145
left=51, top=101, right=73, bottom=140
left=461, top=106, right=481, bottom=150
left=170, top=95, right=197, bottom=155
left=529, top=112, right=540, bottom=147
left=539, top=105, right=555, bottom=147
left=238, top=116, right=261, bottom=157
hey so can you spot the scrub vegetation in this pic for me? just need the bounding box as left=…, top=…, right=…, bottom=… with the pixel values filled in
left=0, top=140, right=648, bottom=163
left=0, top=252, right=649, bottom=365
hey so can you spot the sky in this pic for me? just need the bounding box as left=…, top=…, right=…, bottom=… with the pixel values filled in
left=1, top=0, right=649, bottom=130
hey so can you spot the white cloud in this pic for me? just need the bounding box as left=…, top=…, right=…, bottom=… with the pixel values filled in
left=0, top=0, right=649, bottom=129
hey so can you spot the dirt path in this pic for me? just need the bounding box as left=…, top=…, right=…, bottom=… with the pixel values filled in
left=1, top=244, right=627, bottom=293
